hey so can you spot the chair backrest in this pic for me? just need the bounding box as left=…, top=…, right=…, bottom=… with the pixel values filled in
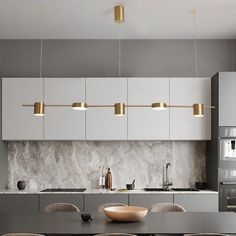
left=44, top=203, right=80, bottom=212
left=150, top=203, right=186, bottom=212
left=186, top=234, right=229, bottom=236
left=94, top=234, right=137, bottom=236
left=2, top=234, right=45, bottom=236
left=97, top=203, right=128, bottom=212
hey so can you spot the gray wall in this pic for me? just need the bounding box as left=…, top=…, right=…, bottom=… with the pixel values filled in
left=0, top=39, right=235, bottom=78
left=1, top=39, right=236, bottom=190
left=0, top=79, right=8, bottom=189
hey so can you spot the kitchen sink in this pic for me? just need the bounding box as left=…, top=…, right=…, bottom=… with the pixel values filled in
left=41, top=188, right=87, bottom=192
left=143, top=188, right=199, bottom=192
left=143, top=188, right=170, bottom=191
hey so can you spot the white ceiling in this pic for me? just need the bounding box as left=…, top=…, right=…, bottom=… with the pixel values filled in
left=0, top=0, right=236, bottom=39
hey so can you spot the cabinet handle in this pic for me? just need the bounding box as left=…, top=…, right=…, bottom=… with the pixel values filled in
left=220, top=182, right=236, bottom=185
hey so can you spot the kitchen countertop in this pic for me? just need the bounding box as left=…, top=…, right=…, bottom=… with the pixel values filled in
left=0, top=189, right=218, bottom=194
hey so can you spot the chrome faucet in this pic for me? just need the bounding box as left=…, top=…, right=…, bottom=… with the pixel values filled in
left=163, top=162, right=172, bottom=190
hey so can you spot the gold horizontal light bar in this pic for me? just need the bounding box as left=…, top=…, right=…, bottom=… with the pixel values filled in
left=22, top=102, right=215, bottom=118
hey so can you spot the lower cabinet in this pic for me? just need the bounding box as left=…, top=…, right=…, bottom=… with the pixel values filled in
left=129, top=194, right=173, bottom=209
left=0, top=194, right=39, bottom=212
left=174, top=194, right=218, bottom=212
left=84, top=194, right=129, bottom=212
left=39, top=194, right=83, bottom=212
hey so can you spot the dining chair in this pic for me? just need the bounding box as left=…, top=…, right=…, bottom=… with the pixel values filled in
left=97, top=202, right=128, bottom=212
left=2, top=234, right=45, bottom=236
left=150, top=203, right=186, bottom=212
left=150, top=203, right=186, bottom=236
left=95, top=234, right=137, bottom=236
left=43, top=202, right=80, bottom=212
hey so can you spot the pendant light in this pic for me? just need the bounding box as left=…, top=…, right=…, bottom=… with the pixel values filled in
left=193, top=103, right=204, bottom=117
left=152, top=102, right=167, bottom=110
left=23, top=5, right=214, bottom=119
left=114, top=103, right=125, bottom=116
left=114, top=4, right=125, bottom=116
left=72, top=102, right=88, bottom=110
left=34, top=5, right=45, bottom=117
left=34, top=102, right=45, bottom=116
left=191, top=9, right=205, bottom=117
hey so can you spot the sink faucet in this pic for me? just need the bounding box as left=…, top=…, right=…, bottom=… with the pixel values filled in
left=163, top=162, right=172, bottom=190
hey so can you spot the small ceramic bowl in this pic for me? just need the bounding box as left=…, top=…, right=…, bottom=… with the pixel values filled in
left=126, top=184, right=134, bottom=190
left=104, top=206, right=148, bottom=222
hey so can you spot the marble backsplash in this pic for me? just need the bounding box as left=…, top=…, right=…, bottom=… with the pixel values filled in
left=7, top=141, right=206, bottom=190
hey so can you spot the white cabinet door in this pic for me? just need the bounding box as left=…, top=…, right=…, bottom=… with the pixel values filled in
left=128, top=78, right=169, bottom=140
left=170, top=77, right=211, bottom=140
left=44, top=78, right=86, bottom=140
left=86, top=78, right=127, bottom=140
left=2, top=78, right=44, bottom=140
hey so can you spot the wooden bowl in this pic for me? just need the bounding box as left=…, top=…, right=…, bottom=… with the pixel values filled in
left=104, top=206, right=148, bottom=222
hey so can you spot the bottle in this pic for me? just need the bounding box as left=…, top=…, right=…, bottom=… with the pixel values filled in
left=99, top=166, right=106, bottom=189
left=105, top=168, right=112, bottom=190
left=99, top=166, right=103, bottom=189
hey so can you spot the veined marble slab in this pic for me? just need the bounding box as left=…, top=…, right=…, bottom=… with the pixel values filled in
left=7, top=141, right=206, bottom=190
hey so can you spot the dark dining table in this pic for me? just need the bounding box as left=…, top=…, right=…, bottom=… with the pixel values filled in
left=0, top=212, right=236, bottom=235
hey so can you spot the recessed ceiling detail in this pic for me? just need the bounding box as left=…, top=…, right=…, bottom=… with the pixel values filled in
left=0, top=0, right=236, bottom=39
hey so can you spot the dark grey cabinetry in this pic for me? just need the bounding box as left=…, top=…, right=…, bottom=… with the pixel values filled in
left=0, top=194, right=38, bottom=212
left=174, top=194, right=218, bottom=212
left=39, top=194, right=83, bottom=212
left=84, top=194, right=128, bottom=212
left=218, top=72, right=236, bottom=126
left=129, top=194, right=173, bottom=209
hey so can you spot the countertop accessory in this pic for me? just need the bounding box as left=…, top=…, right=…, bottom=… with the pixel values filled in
left=81, top=212, right=92, bottom=222
left=126, top=179, right=135, bottom=190
left=105, top=168, right=112, bottom=190
left=17, top=180, right=26, bottom=190
left=195, top=182, right=207, bottom=190
left=104, top=206, right=148, bottom=222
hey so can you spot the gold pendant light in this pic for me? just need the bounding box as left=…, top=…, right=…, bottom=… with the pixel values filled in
left=72, top=102, right=88, bottom=110
left=114, top=103, right=125, bottom=116
left=152, top=102, right=167, bottom=110
left=193, top=103, right=204, bottom=117
left=34, top=102, right=45, bottom=116
left=34, top=5, right=45, bottom=117
left=23, top=5, right=215, bottom=119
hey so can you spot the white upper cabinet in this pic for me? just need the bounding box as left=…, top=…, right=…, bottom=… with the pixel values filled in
left=128, top=78, right=169, bottom=140
left=44, top=78, right=86, bottom=140
left=2, top=78, right=44, bottom=140
left=170, top=77, right=211, bottom=140
left=86, top=78, right=127, bottom=140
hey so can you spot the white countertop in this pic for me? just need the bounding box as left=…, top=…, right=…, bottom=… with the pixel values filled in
left=0, top=189, right=218, bottom=194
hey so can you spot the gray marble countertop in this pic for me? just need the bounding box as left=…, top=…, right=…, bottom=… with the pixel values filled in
left=0, top=189, right=218, bottom=194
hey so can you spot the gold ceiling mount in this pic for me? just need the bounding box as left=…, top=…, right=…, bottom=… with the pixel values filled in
left=114, top=5, right=125, bottom=23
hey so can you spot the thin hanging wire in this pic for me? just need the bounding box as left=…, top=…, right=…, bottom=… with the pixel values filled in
left=39, top=5, right=44, bottom=79
left=118, top=24, right=121, bottom=78
left=191, top=9, right=198, bottom=78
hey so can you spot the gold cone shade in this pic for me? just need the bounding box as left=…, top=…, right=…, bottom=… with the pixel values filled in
left=114, top=103, right=125, bottom=116
left=152, top=102, right=167, bottom=110
left=114, top=5, right=124, bottom=23
left=72, top=102, right=87, bottom=110
left=193, top=103, right=204, bottom=117
left=34, top=102, right=45, bottom=116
